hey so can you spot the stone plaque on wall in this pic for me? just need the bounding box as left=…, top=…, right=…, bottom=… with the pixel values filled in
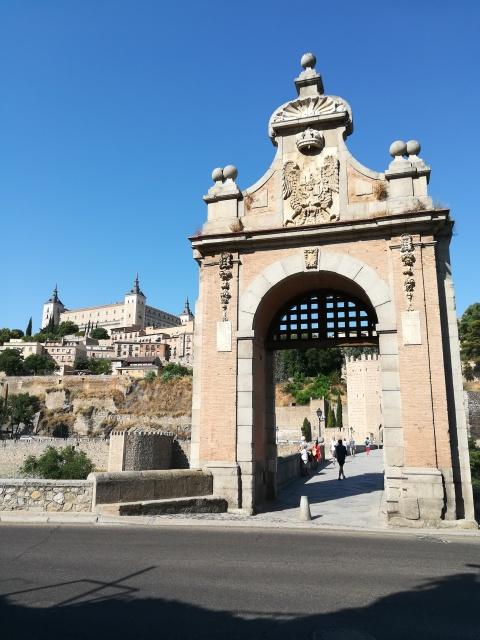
left=217, top=321, right=232, bottom=352
left=401, top=310, right=421, bottom=345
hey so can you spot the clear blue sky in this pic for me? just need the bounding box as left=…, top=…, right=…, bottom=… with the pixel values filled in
left=1, top=1, right=478, bottom=331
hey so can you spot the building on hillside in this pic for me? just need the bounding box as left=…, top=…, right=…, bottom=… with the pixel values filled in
left=108, top=300, right=195, bottom=366
left=41, top=276, right=183, bottom=334
left=345, top=354, right=382, bottom=442
left=138, top=341, right=169, bottom=360
left=85, top=344, right=116, bottom=360
left=0, top=339, right=45, bottom=359
left=111, top=356, right=161, bottom=378
left=144, top=319, right=194, bottom=365
left=43, top=339, right=87, bottom=368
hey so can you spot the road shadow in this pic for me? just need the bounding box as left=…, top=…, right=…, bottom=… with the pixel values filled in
left=1, top=567, right=478, bottom=639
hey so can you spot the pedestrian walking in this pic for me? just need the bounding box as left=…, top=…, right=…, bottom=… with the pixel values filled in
left=330, top=437, right=337, bottom=465
left=336, top=438, right=347, bottom=480
left=311, top=441, right=318, bottom=470
left=365, top=436, right=371, bottom=456
left=349, top=436, right=356, bottom=457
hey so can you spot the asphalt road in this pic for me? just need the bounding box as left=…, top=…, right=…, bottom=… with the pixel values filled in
left=0, top=524, right=478, bottom=640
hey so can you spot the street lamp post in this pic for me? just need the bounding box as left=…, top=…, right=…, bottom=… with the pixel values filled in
left=316, top=408, right=325, bottom=442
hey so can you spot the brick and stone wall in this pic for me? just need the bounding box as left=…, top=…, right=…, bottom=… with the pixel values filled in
left=0, top=438, right=109, bottom=478
left=0, top=478, right=93, bottom=512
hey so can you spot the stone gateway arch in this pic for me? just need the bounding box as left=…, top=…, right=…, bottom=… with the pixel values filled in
left=189, top=53, right=475, bottom=527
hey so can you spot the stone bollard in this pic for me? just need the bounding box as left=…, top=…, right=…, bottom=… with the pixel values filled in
left=299, top=495, right=312, bottom=521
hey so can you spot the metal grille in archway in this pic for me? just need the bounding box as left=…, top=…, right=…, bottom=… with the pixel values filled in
left=267, top=290, right=378, bottom=350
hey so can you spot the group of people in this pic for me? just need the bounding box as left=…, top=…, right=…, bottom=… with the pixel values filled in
left=300, top=435, right=375, bottom=481
left=299, top=437, right=322, bottom=476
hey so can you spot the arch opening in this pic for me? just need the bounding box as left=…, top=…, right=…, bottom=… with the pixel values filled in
left=247, top=270, right=386, bottom=511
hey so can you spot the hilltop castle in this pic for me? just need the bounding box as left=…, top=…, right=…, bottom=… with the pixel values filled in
left=41, top=276, right=192, bottom=334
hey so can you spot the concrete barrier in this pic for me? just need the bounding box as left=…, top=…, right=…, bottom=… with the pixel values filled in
left=90, top=468, right=213, bottom=506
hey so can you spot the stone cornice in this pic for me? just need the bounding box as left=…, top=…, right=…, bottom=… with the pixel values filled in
left=190, top=210, right=452, bottom=254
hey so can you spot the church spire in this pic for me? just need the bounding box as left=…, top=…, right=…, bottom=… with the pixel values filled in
left=182, top=297, right=191, bottom=315
left=127, top=273, right=144, bottom=297
left=133, top=273, right=140, bottom=294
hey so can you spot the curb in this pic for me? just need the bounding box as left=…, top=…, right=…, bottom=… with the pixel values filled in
left=1, top=511, right=478, bottom=539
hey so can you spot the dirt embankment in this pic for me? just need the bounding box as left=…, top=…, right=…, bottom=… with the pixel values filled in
left=1, top=375, right=192, bottom=438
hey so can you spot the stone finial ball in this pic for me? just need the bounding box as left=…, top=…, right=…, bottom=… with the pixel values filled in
left=212, top=167, right=223, bottom=182
left=406, top=140, right=421, bottom=156
left=223, top=165, right=238, bottom=181
left=301, top=52, right=316, bottom=69
left=389, top=140, right=407, bottom=158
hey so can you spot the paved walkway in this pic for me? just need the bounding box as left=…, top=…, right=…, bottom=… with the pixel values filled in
left=256, top=450, right=385, bottom=528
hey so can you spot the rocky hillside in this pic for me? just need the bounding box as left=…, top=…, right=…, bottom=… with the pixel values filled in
left=0, top=375, right=192, bottom=438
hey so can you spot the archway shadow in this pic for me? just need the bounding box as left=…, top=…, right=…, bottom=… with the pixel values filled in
left=1, top=568, right=478, bottom=639
left=260, top=466, right=384, bottom=514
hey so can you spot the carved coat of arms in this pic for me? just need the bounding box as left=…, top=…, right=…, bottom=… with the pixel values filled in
left=282, top=156, right=339, bottom=226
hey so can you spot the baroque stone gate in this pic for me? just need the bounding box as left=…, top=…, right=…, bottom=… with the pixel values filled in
left=189, top=53, right=475, bottom=526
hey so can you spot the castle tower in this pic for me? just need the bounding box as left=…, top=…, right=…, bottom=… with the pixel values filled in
left=41, top=285, right=65, bottom=329
left=179, top=297, right=194, bottom=325
left=123, top=274, right=146, bottom=327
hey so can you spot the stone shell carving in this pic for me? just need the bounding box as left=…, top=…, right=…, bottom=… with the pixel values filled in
left=282, top=156, right=339, bottom=226
left=219, top=252, right=234, bottom=320
left=400, top=234, right=416, bottom=311
left=274, top=95, right=346, bottom=121
left=269, top=95, right=351, bottom=140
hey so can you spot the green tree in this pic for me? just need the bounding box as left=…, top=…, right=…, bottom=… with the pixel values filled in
left=88, top=358, right=111, bottom=375
left=336, top=394, right=343, bottom=430
left=0, top=328, right=24, bottom=345
left=327, top=405, right=337, bottom=429
left=24, top=353, right=56, bottom=375
left=46, top=316, right=56, bottom=334
left=74, top=356, right=90, bottom=371
left=301, top=417, right=312, bottom=442
left=56, top=321, right=79, bottom=337
left=7, top=393, right=40, bottom=436
left=21, top=446, right=95, bottom=479
left=144, top=370, right=157, bottom=382
left=90, top=327, right=109, bottom=340
left=25, top=317, right=33, bottom=337
left=74, top=357, right=111, bottom=375
left=276, top=348, right=343, bottom=380
left=459, top=303, right=480, bottom=363
left=161, top=362, right=192, bottom=381
left=0, top=349, right=25, bottom=375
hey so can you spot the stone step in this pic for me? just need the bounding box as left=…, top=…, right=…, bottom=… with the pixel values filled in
left=96, top=495, right=228, bottom=516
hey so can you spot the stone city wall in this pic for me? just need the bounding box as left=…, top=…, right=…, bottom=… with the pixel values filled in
left=275, top=399, right=348, bottom=442
left=465, top=391, right=480, bottom=443
left=0, top=438, right=110, bottom=478
left=346, top=355, right=382, bottom=441
left=108, top=430, right=174, bottom=472
left=0, top=478, right=93, bottom=512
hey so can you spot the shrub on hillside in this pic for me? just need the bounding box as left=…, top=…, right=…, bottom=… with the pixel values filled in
left=161, top=363, right=192, bottom=382
left=21, top=446, right=95, bottom=480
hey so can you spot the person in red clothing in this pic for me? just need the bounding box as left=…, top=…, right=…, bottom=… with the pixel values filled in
left=365, top=436, right=371, bottom=456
